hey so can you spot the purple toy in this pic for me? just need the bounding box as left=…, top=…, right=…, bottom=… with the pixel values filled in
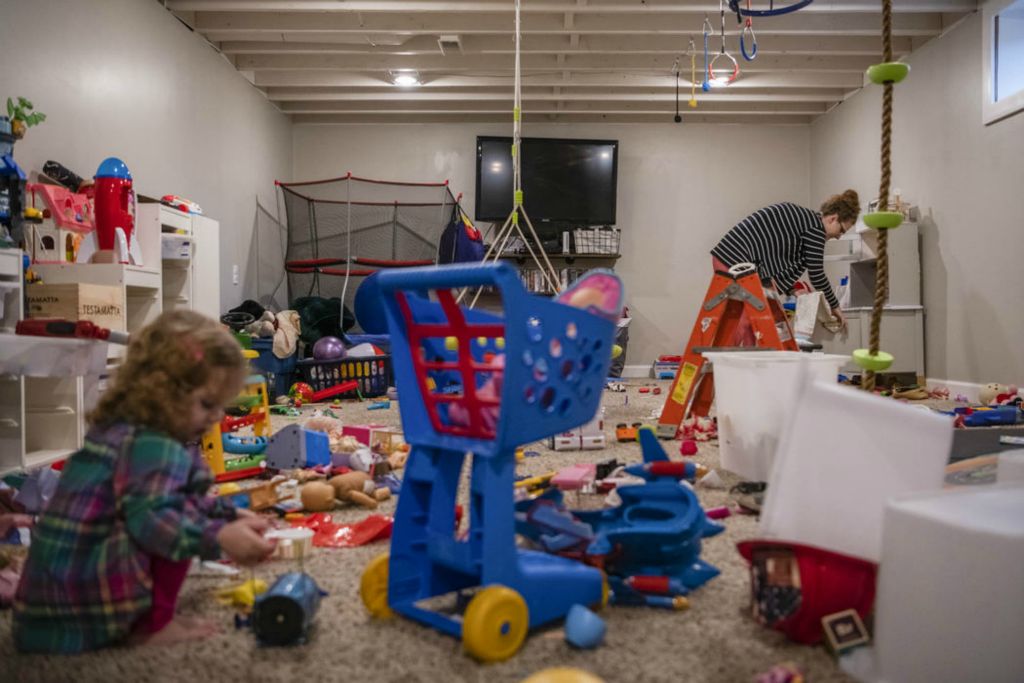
left=312, top=336, right=347, bottom=361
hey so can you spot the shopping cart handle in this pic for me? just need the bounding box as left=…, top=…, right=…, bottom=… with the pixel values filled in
left=376, top=262, right=517, bottom=293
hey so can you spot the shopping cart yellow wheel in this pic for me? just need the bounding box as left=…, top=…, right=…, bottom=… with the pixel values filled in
left=462, top=585, right=529, bottom=662
left=360, top=552, right=394, bottom=619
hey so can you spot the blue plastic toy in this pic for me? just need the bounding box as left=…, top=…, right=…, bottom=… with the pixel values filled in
left=515, top=427, right=723, bottom=607
left=222, top=433, right=268, bottom=455
left=264, top=424, right=331, bottom=470
left=360, top=263, right=622, bottom=663
left=564, top=604, right=606, bottom=649
left=251, top=572, right=326, bottom=646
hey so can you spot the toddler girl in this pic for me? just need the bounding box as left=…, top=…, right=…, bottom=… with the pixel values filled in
left=14, top=310, right=275, bottom=652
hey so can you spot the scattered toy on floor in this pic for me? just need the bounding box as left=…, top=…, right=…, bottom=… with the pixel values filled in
left=679, top=439, right=698, bottom=456
left=216, top=578, right=268, bottom=611
left=564, top=604, right=606, bottom=649
left=329, top=471, right=391, bottom=509
left=250, top=572, right=327, bottom=646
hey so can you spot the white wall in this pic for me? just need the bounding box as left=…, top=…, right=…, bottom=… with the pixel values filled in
left=811, top=11, right=1024, bottom=385
left=0, top=0, right=291, bottom=311
left=294, top=122, right=810, bottom=368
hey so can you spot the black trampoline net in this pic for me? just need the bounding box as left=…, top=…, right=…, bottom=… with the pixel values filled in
left=280, top=175, right=458, bottom=308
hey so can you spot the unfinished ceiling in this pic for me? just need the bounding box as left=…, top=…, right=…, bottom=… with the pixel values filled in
left=162, top=0, right=977, bottom=124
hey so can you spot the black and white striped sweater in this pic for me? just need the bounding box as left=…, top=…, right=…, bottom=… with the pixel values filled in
left=710, top=202, right=839, bottom=310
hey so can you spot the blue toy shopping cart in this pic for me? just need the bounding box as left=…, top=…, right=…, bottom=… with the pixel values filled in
left=359, top=263, right=621, bottom=662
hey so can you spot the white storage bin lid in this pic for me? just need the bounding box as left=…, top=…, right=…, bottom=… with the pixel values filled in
left=758, top=373, right=952, bottom=562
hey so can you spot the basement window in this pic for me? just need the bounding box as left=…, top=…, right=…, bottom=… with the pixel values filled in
left=983, top=0, right=1024, bottom=124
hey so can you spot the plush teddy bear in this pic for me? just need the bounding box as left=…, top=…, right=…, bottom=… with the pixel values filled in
left=978, top=383, right=1018, bottom=405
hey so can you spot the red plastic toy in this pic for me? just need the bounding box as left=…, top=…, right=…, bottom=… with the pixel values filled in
left=93, top=157, right=137, bottom=263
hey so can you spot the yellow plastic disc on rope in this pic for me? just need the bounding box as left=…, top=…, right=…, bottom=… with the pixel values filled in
left=862, top=212, right=903, bottom=230
left=853, top=349, right=894, bottom=372
left=867, top=62, right=910, bottom=85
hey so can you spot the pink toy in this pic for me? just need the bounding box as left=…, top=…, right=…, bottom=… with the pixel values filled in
left=93, top=157, right=140, bottom=264
left=704, top=505, right=732, bottom=520
left=24, top=183, right=98, bottom=264
left=679, top=439, right=698, bottom=456
left=555, top=271, right=624, bottom=322
left=447, top=354, right=504, bottom=433
left=552, top=463, right=597, bottom=492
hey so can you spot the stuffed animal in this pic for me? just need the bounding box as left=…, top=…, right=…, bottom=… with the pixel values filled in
left=328, top=471, right=391, bottom=510
left=299, top=481, right=336, bottom=512
left=979, top=383, right=1018, bottom=406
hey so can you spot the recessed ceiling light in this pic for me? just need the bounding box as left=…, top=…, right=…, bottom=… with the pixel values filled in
left=389, top=70, right=421, bottom=87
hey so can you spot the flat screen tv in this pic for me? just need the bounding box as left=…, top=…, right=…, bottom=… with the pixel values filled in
left=474, top=136, right=618, bottom=226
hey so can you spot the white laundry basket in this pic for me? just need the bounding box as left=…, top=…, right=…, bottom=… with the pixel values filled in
left=703, top=351, right=847, bottom=481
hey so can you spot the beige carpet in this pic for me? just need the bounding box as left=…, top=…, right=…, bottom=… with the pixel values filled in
left=1, top=379, right=855, bottom=683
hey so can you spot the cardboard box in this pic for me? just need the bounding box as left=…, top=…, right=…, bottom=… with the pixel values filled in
left=27, top=282, right=125, bottom=332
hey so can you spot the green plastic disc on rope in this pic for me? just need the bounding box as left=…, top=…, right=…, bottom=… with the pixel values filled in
left=863, top=212, right=903, bottom=229
left=867, top=63, right=910, bottom=85
left=853, top=349, right=894, bottom=372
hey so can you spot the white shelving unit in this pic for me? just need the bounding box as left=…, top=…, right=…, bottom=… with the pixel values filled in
left=139, top=203, right=221, bottom=321
left=0, top=248, right=108, bottom=475
left=1, top=203, right=223, bottom=475
left=32, top=262, right=162, bottom=360
left=815, top=222, right=925, bottom=379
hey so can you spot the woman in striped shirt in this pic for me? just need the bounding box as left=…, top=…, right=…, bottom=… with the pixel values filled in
left=710, top=190, right=860, bottom=345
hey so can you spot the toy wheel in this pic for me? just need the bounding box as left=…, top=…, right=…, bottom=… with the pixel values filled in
left=360, top=552, right=393, bottom=619
left=462, top=585, right=529, bottom=663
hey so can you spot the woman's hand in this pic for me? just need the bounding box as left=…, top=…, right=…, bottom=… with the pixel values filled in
left=216, top=516, right=276, bottom=566
left=831, top=307, right=848, bottom=332
left=234, top=507, right=258, bottom=520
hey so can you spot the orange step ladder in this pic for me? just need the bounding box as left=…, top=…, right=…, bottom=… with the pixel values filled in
left=656, top=263, right=797, bottom=439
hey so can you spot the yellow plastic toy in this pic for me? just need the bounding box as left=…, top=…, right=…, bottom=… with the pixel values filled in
left=522, top=668, right=605, bottom=683
left=215, top=578, right=268, bottom=610
left=201, top=349, right=271, bottom=479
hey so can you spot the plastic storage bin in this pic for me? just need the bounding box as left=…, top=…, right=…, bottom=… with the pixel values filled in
left=758, top=375, right=952, bottom=562
left=874, top=485, right=1024, bottom=682
left=251, top=337, right=297, bottom=399
left=296, top=355, right=391, bottom=399
left=702, top=351, right=847, bottom=481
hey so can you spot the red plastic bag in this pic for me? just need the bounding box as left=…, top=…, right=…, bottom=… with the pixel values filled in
left=291, top=513, right=393, bottom=548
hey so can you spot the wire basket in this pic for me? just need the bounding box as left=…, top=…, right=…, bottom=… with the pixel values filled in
left=572, top=227, right=620, bottom=255
left=295, top=355, right=392, bottom=399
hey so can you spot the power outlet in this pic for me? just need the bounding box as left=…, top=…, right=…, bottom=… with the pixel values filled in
left=232, top=264, right=239, bottom=285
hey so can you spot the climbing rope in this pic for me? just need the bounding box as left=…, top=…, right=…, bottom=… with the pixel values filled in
left=863, top=0, right=894, bottom=392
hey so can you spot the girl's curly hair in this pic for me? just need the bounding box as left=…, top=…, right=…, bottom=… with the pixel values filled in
left=89, top=310, right=245, bottom=438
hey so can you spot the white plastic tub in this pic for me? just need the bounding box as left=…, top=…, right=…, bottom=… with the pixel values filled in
left=875, top=485, right=1024, bottom=682
left=703, top=351, right=847, bottom=481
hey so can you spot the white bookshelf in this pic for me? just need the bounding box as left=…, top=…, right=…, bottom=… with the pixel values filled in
left=140, top=203, right=221, bottom=321
left=816, top=222, right=925, bottom=378
left=0, top=334, right=106, bottom=475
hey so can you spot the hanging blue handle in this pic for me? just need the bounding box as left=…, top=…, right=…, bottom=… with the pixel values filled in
left=741, top=25, right=758, bottom=61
